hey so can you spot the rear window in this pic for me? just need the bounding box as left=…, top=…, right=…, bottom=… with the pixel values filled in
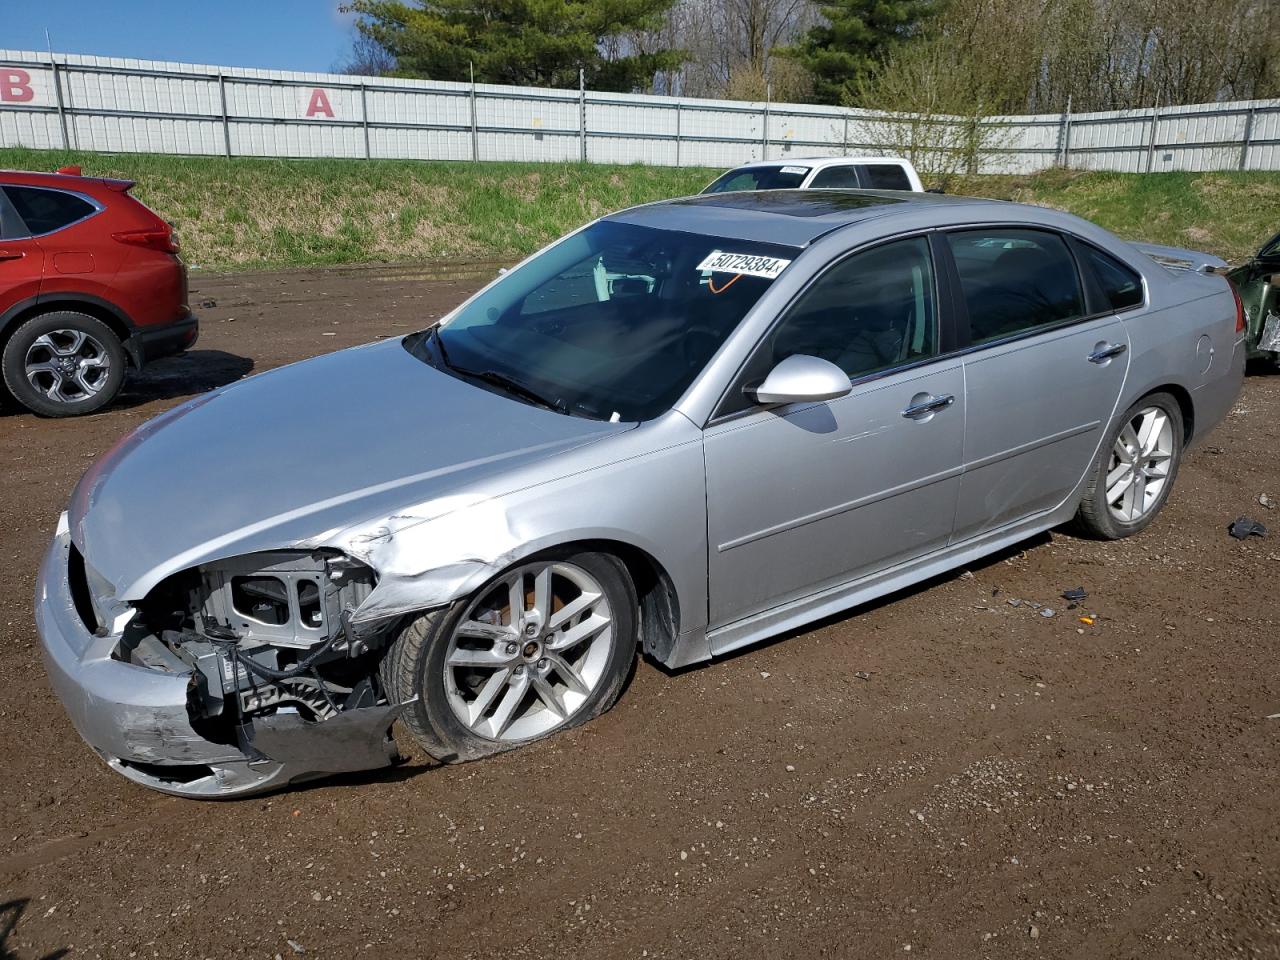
left=857, top=164, right=912, bottom=190
left=1079, top=245, right=1144, bottom=311
left=947, top=229, right=1085, bottom=344
left=4, top=186, right=96, bottom=235
left=703, top=165, right=809, bottom=193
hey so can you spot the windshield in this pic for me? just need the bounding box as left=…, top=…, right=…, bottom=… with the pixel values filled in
left=703, top=165, right=810, bottom=194
left=410, top=220, right=798, bottom=421
left=1261, top=232, right=1280, bottom=259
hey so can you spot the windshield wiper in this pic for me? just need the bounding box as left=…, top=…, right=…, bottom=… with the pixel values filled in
left=455, top=365, right=571, bottom=415
left=428, top=326, right=574, bottom=416
left=428, top=325, right=453, bottom=367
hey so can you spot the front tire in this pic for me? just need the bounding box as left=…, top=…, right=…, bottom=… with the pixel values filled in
left=1071, top=392, right=1184, bottom=540
left=1, top=311, right=126, bottom=417
left=382, top=550, right=637, bottom=763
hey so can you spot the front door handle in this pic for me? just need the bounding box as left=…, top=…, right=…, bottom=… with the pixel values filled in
left=902, top=393, right=955, bottom=419
left=1088, top=342, right=1127, bottom=363
left=0, top=249, right=24, bottom=262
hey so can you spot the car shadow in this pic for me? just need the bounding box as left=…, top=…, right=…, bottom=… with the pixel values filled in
left=0, top=899, right=69, bottom=960
left=113, top=349, right=255, bottom=409
left=653, top=530, right=1057, bottom=675
left=0, top=349, right=255, bottom=418
left=1245, top=358, right=1279, bottom=376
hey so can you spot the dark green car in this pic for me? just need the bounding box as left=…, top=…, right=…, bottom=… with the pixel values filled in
left=1228, top=231, right=1280, bottom=365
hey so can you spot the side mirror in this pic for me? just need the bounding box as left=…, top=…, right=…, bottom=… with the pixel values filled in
left=751, top=354, right=851, bottom=406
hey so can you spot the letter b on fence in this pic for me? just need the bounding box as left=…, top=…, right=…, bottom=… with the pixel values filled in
left=1, top=69, right=34, bottom=103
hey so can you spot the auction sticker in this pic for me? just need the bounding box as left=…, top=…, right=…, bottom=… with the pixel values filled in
left=780, top=165, right=809, bottom=174
left=697, top=250, right=792, bottom=280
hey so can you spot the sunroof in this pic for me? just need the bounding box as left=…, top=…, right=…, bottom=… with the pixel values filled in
left=673, top=189, right=909, bottom=219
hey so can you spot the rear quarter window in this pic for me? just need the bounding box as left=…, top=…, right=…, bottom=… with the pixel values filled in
left=3, top=186, right=96, bottom=235
left=857, top=164, right=912, bottom=190
left=1079, top=245, right=1144, bottom=311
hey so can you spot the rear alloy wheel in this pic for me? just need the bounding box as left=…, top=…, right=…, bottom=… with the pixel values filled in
left=383, top=551, right=637, bottom=762
left=1071, top=392, right=1183, bottom=539
left=2, top=311, right=126, bottom=416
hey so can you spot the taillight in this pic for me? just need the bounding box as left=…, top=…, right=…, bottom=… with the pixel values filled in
left=1229, top=281, right=1245, bottom=334
left=112, top=226, right=179, bottom=254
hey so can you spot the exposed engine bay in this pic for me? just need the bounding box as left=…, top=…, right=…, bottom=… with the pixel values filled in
left=98, top=549, right=405, bottom=786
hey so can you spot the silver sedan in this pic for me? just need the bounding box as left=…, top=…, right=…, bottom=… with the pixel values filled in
left=36, top=190, right=1245, bottom=797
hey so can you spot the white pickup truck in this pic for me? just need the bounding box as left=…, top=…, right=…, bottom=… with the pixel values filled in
left=702, top=156, right=925, bottom=194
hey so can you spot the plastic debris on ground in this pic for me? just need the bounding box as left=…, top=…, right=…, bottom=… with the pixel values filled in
left=1228, top=517, right=1268, bottom=540
left=1061, top=586, right=1087, bottom=608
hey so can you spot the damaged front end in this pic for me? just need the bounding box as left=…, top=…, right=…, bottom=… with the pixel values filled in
left=1227, top=230, right=1280, bottom=364
left=37, top=525, right=407, bottom=798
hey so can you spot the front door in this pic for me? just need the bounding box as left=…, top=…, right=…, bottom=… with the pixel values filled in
left=703, top=235, right=965, bottom=632
left=943, top=228, right=1131, bottom=540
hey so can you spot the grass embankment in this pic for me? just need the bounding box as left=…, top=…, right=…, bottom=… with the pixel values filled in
left=1, top=148, right=1276, bottom=269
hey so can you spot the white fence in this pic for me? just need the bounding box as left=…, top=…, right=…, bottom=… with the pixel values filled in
left=2, top=49, right=1279, bottom=174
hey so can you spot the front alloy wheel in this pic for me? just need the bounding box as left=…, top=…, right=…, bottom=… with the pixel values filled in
left=384, top=550, right=637, bottom=762
left=444, top=561, right=616, bottom=741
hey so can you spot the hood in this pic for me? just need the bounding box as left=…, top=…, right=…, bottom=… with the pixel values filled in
left=69, top=338, right=626, bottom=602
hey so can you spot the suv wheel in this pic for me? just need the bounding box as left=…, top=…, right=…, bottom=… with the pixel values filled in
left=2, top=311, right=126, bottom=417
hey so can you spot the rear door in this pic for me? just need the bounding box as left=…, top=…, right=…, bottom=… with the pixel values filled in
left=946, top=228, right=1130, bottom=540
left=0, top=186, right=45, bottom=314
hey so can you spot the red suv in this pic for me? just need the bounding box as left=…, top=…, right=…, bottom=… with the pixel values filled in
left=0, top=166, right=197, bottom=416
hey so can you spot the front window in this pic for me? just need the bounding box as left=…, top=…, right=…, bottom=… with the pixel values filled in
left=410, top=220, right=798, bottom=421
left=703, top=165, right=810, bottom=193
left=719, top=236, right=937, bottom=417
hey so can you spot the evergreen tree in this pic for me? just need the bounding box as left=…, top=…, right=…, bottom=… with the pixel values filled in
left=785, top=0, right=938, bottom=105
left=344, top=0, right=685, bottom=92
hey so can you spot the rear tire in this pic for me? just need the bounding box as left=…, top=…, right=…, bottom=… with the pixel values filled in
left=382, top=550, right=637, bottom=763
left=1070, top=392, right=1184, bottom=540
left=1, top=311, right=126, bottom=417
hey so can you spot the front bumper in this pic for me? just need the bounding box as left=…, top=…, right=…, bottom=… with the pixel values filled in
left=35, top=528, right=399, bottom=799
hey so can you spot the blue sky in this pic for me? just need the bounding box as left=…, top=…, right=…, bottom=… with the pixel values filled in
left=6, top=1, right=360, bottom=73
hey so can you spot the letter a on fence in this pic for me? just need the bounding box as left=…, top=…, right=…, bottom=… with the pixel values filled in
left=304, top=88, right=335, bottom=118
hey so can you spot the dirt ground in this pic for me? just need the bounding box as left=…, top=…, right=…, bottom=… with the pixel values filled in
left=2, top=263, right=1279, bottom=960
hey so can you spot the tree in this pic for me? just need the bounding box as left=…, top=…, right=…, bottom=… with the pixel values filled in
left=784, top=0, right=938, bottom=105
left=334, top=32, right=398, bottom=76
left=849, top=26, right=1016, bottom=184
left=621, top=0, right=816, bottom=99
left=343, top=0, right=685, bottom=92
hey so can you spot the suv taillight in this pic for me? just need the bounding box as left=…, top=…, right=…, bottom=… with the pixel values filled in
left=112, top=226, right=179, bottom=254
left=1230, top=281, right=1245, bottom=334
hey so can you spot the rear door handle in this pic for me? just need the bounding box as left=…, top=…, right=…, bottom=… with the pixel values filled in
left=901, top=393, right=955, bottom=419
left=0, top=249, right=24, bottom=262
left=1088, top=342, right=1127, bottom=363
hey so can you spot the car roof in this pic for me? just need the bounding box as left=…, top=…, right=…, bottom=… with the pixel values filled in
left=722, top=156, right=912, bottom=171
left=607, top=189, right=993, bottom=248
left=0, top=169, right=95, bottom=187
